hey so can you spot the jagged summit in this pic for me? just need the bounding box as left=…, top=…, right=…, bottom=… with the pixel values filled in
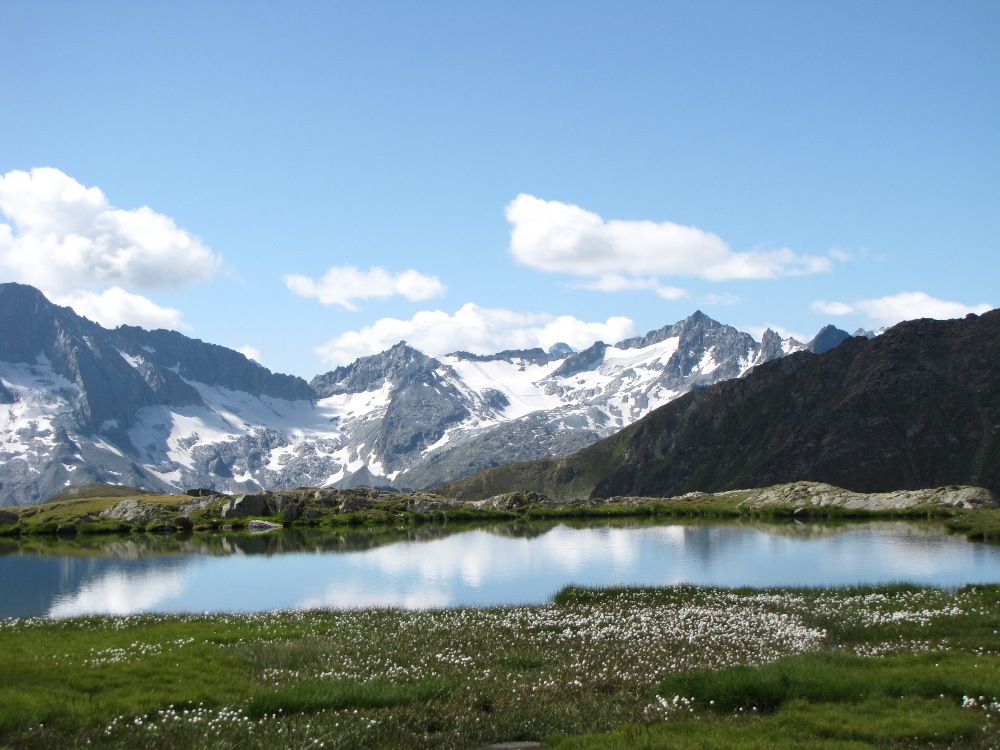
left=310, top=341, right=438, bottom=397
left=0, top=282, right=859, bottom=505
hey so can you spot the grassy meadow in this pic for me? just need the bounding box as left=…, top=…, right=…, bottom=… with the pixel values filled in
left=1, top=583, right=998, bottom=749
left=2, top=486, right=999, bottom=747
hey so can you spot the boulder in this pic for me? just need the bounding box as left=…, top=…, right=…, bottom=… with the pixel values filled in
left=0, top=509, right=17, bottom=526
left=247, top=519, right=283, bottom=532
left=473, top=492, right=547, bottom=511
left=185, top=488, right=219, bottom=497
left=340, top=495, right=371, bottom=512
left=220, top=493, right=270, bottom=519
left=100, top=498, right=160, bottom=525
left=407, top=496, right=464, bottom=513
left=174, top=515, right=194, bottom=532
left=179, top=496, right=216, bottom=514
left=313, top=489, right=341, bottom=507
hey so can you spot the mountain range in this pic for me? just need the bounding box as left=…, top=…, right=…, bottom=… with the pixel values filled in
left=437, top=309, right=1000, bottom=500
left=0, top=282, right=854, bottom=505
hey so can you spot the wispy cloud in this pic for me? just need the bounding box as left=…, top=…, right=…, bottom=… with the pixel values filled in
left=570, top=274, right=688, bottom=300
left=812, top=291, right=993, bottom=328
left=314, top=303, right=637, bottom=366
left=284, top=265, right=446, bottom=310
left=703, top=292, right=741, bottom=305
left=506, top=194, right=834, bottom=286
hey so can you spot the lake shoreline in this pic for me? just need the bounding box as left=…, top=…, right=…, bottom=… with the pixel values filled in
left=3, top=481, right=999, bottom=545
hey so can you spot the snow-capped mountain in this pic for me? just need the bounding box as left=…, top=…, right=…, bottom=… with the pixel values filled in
left=0, top=283, right=848, bottom=505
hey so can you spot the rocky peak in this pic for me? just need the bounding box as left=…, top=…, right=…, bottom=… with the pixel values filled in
left=310, top=341, right=441, bottom=397
left=548, top=341, right=609, bottom=378
left=758, top=328, right=787, bottom=363
left=806, top=324, right=852, bottom=354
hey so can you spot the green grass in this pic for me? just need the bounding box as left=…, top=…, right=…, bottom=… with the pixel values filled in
left=550, top=697, right=987, bottom=749
left=1, top=584, right=998, bottom=748
left=245, top=677, right=454, bottom=719
left=948, top=507, right=1000, bottom=543
left=656, top=650, right=1000, bottom=712
left=551, top=651, right=1000, bottom=749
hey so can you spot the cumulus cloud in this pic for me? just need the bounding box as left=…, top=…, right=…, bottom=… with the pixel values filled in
left=506, top=194, right=833, bottom=283
left=812, top=291, right=993, bottom=328
left=52, top=287, right=188, bottom=330
left=0, top=167, right=221, bottom=294
left=284, top=265, right=446, bottom=310
left=314, top=303, right=638, bottom=366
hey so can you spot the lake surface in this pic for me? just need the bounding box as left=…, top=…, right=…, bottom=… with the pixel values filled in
left=3, top=519, right=1000, bottom=619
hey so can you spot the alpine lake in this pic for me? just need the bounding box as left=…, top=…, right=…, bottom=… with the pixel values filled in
left=3, top=516, right=1000, bottom=620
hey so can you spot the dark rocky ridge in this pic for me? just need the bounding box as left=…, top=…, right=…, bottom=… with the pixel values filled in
left=437, top=311, right=1000, bottom=500
left=113, top=326, right=314, bottom=401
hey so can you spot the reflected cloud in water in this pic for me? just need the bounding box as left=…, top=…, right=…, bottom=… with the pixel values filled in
left=48, top=564, right=188, bottom=618
left=2, top=520, right=998, bottom=619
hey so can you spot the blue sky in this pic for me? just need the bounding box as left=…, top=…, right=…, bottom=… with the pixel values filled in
left=1, top=1, right=997, bottom=378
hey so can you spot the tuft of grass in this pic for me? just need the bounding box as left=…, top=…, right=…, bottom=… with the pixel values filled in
left=656, top=650, right=1000, bottom=714
left=948, top=507, right=1000, bottom=543
left=497, top=650, right=547, bottom=671
left=245, top=677, right=453, bottom=719
left=550, top=696, right=986, bottom=749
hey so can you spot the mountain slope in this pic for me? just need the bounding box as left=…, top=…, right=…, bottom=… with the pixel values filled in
left=436, top=311, right=1000, bottom=500
left=1, top=283, right=850, bottom=505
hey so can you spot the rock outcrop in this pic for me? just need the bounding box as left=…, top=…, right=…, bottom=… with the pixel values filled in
left=738, top=482, right=996, bottom=511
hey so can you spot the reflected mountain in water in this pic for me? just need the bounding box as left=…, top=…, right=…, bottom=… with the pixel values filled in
left=3, top=519, right=998, bottom=619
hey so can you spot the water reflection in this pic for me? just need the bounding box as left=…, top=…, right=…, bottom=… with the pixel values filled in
left=1, top=520, right=998, bottom=619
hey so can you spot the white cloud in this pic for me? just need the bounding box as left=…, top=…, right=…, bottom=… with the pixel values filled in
left=52, top=287, right=188, bottom=330
left=655, top=285, right=689, bottom=301
left=0, top=167, right=221, bottom=294
left=506, top=194, right=833, bottom=282
left=571, top=274, right=688, bottom=300
left=811, top=300, right=856, bottom=316
left=314, top=303, right=638, bottom=366
left=812, top=291, right=994, bottom=328
left=284, top=265, right=446, bottom=310
left=235, top=345, right=263, bottom=365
